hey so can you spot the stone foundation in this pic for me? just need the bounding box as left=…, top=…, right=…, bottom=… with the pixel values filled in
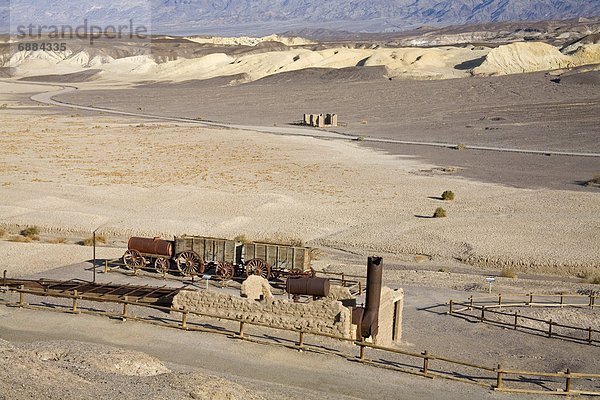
left=173, top=289, right=353, bottom=338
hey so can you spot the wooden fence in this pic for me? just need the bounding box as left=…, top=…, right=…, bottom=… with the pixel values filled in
left=448, top=293, right=600, bottom=346
left=2, top=286, right=599, bottom=396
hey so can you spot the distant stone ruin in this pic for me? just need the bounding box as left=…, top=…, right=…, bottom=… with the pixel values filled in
left=303, top=113, right=338, bottom=128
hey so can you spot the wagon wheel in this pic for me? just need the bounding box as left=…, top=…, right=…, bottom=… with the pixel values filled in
left=288, top=268, right=304, bottom=277
left=176, top=251, right=204, bottom=277
left=154, top=257, right=170, bottom=277
left=123, top=249, right=145, bottom=272
left=245, top=259, right=270, bottom=279
left=216, top=262, right=235, bottom=280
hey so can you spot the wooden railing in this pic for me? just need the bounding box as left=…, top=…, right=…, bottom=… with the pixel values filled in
left=448, top=293, right=599, bottom=345
left=2, top=286, right=599, bottom=396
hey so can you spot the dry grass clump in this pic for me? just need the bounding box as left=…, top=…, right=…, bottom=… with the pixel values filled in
left=0, top=104, right=7, bottom=109
left=234, top=234, right=252, bottom=244
left=500, top=268, right=517, bottom=279
left=20, top=226, right=39, bottom=237
left=9, top=235, right=32, bottom=243
left=48, top=237, right=67, bottom=244
left=456, top=143, right=467, bottom=150
left=79, top=235, right=107, bottom=246
left=585, top=175, right=600, bottom=187
left=441, top=190, right=455, bottom=201
left=0, top=228, right=5, bottom=238
left=433, top=207, right=447, bottom=218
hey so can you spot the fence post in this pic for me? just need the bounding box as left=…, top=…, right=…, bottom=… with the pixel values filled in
left=590, top=295, right=596, bottom=309
left=121, top=296, right=128, bottom=321
left=422, top=351, right=429, bottom=376
left=496, top=364, right=503, bottom=390
left=449, top=300, right=453, bottom=315
left=548, top=319, right=553, bottom=338
left=104, top=260, right=108, bottom=274
left=560, top=292, right=564, bottom=308
left=589, top=327, right=593, bottom=344
left=529, top=292, right=533, bottom=307
left=513, top=312, right=518, bottom=330
left=72, top=290, right=78, bottom=313
left=341, top=273, right=346, bottom=286
left=498, top=293, right=502, bottom=307
left=359, top=340, right=365, bottom=362
left=565, top=369, right=571, bottom=393
left=238, top=321, right=245, bottom=338
left=181, top=307, right=188, bottom=330
left=480, top=306, right=485, bottom=322
left=358, top=281, right=362, bottom=295
left=18, top=285, right=25, bottom=308
left=298, top=331, right=305, bottom=350
left=469, top=296, right=473, bottom=310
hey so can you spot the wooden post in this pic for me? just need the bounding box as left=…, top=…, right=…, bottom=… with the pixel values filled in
left=104, top=260, right=108, bottom=273
left=565, top=369, right=571, bottom=393
left=528, top=292, right=533, bottom=307
left=72, top=290, right=78, bottom=313
left=469, top=296, right=473, bottom=310
left=513, top=312, right=518, bottom=330
left=181, top=307, right=188, bottom=330
left=590, top=295, right=596, bottom=309
left=480, top=306, right=485, bottom=322
left=341, top=273, right=346, bottom=286
left=358, top=281, right=362, bottom=295
left=589, top=327, right=593, bottom=344
left=422, top=351, right=429, bottom=375
left=358, top=339, right=365, bottom=361
left=449, top=300, right=454, bottom=315
left=298, top=331, right=305, bottom=349
left=548, top=319, right=553, bottom=338
left=496, top=364, right=503, bottom=390
left=498, top=293, right=502, bottom=307
left=560, top=292, right=564, bottom=308
left=121, top=296, right=128, bottom=321
left=238, top=321, right=245, bottom=338
left=18, top=286, right=25, bottom=308
left=2, top=270, right=6, bottom=286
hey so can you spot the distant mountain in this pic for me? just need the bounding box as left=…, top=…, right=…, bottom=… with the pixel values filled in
left=3, top=0, right=600, bottom=35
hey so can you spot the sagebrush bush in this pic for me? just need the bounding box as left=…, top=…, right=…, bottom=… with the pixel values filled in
left=500, top=268, right=517, bottom=279
left=9, top=235, right=32, bottom=243
left=48, top=237, right=67, bottom=244
left=433, top=207, right=447, bottom=218
left=441, top=190, right=455, bottom=201
left=20, top=226, right=39, bottom=237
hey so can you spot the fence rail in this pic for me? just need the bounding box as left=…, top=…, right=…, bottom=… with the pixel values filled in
left=448, top=294, right=600, bottom=346
left=2, top=285, right=599, bottom=396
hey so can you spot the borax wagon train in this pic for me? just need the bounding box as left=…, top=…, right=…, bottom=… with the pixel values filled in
left=122, top=235, right=314, bottom=281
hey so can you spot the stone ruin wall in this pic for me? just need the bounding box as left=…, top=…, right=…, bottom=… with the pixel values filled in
left=173, top=289, right=354, bottom=338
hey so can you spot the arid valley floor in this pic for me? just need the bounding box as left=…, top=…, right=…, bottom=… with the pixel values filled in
left=0, top=25, right=599, bottom=398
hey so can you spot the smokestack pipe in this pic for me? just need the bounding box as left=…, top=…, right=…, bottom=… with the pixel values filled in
left=360, top=256, right=383, bottom=338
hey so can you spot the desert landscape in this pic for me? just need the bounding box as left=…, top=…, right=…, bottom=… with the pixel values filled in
left=0, top=9, right=599, bottom=400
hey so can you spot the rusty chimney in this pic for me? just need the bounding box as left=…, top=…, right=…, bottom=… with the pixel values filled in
left=360, top=256, right=383, bottom=338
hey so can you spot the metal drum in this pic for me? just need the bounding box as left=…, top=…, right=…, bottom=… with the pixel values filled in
left=127, top=237, right=174, bottom=258
left=286, top=276, right=330, bottom=297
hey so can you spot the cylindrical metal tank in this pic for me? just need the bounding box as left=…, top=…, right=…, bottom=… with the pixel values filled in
left=128, top=237, right=174, bottom=258
left=286, top=276, right=331, bottom=297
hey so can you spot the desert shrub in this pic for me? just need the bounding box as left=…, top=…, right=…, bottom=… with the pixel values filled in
left=0, top=228, right=5, bottom=238
left=456, top=143, right=466, bottom=150
left=441, top=190, right=455, bottom=201
left=48, top=237, right=67, bottom=244
left=500, top=268, right=517, bottom=279
left=590, top=275, right=600, bottom=285
left=433, top=207, right=447, bottom=218
left=360, top=120, right=368, bottom=125
left=585, top=175, right=600, bottom=187
left=355, top=135, right=365, bottom=141
left=79, top=235, right=107, bottom=246
left=9, top=235, right=32, bottom=243
left=20, top=226, right=39, bottom=237
left=234, top=234, right=251, bottom=244
left=0, top=104, right=7, bottom=109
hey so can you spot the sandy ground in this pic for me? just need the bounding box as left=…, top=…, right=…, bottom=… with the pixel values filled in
left=0, top=81, right=599, bottom=278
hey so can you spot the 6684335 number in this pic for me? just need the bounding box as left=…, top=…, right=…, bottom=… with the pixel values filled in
left=17, top=42, right=67, bottom=52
